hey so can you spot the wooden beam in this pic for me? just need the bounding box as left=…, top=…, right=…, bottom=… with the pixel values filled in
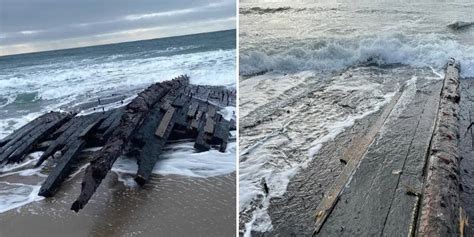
left=155, top=107, right=175, bottom=138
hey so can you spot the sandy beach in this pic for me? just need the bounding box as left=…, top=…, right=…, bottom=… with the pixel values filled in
left=0, top=172, right=236, bottom=237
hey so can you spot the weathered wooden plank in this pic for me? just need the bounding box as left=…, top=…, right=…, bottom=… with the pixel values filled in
left=208, top=106, right=216, bottom=118
left=97, top=109, right=122, bottom=132
left=174, top=99, right=191, bottom=128
left=213, top=115, right=229, bottom=140
left=459, top=79, right=474, bottom=236
left=101, top=112, right=123, bottom=140
left=50, top=114, right=80, bottom=139
left=191, top=109, right=204, bottom=129
left=35, top=117, right=84, bottom=167
left=155, top=107, right=175, bottom=138
left=194, top=130, right=210, bottom=151
left=204, top=117, right=215, bottom=134
left=79, top=117, right=104, bottom=138
left=230, top=119, right=236, bottom=131
left=39, top=141, right=86, bottom=197
left=38, top=115, right=102, bottom=197
left=133, top=84, right=192, bottom=184
left=187, top=101, right=199, bottom=118
left=224, top=91, right=229, bottom=106
left=213, top=116, right=230, bottom=152
left=418, top=60, right=462, bottom=236
left=316, top=78, right=445, bottom=236
left=194, top=105, right=217, bottom=151
left=172, top=95, right=187, bottom=107
left=160, top=100, right=172, bottom=111
left=0, top=113, right=71, bottom=164
left=313, top=87, right=404, bottom=235
left=135, top=95, right=190, bottom=185
left=382, top=81, right=442, bottom=236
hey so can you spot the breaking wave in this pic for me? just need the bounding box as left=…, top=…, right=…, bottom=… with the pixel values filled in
left=240, top=33, right=474, bottom=77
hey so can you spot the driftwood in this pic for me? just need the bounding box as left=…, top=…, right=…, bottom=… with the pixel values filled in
left=0, top=112, right=72, bottom=164
left=39, top=113, right=107, bottom=197
left=0, top=75, right=236, bottom=212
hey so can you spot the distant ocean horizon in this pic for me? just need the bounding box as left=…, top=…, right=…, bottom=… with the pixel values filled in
left=0, top=29, right=236, bottom=58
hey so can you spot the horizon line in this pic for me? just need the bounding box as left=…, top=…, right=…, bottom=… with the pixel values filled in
left=0, top=28, right=236, bottom=58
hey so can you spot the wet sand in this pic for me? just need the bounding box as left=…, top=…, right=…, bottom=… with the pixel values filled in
left=0, top=172, right=236, bottom=237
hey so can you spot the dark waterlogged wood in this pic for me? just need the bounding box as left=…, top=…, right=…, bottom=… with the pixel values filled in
left=71, top=76, right=188, bottom=212
left=310, top=60, right=462, bottom=237
left=71, top=76, right=235, bottom=211
left=0, top=75, right=236, bottom=212
left=36, top=117, right=84, bottom=167
left=39, top=114, right=105, bottom=197
left=418, top=60, right=462, bottom=236
left=459, top=78, right=474, bottom=236
left=0, top=112, right=72, bottom=164
left=134, top=87, right=189, bottom=185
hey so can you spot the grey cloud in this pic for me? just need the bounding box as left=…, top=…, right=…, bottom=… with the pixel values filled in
left=0, top=0, right=235, bottom=54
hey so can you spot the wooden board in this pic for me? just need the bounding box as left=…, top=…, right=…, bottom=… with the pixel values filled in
left=155, top=107, right=176, bottom=138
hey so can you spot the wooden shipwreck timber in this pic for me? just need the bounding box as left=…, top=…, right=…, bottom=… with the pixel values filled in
left=310, top=60, right=465, bottom=236
left=240, top=59, right=471, bottom=237
left=0, top=75, right=236, bottom=212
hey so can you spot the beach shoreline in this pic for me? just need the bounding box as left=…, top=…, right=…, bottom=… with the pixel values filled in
left=0, top=172, right=236, bottom=237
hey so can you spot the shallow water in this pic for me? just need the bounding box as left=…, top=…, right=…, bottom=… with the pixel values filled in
left=240, top=0, right=474, bottom=77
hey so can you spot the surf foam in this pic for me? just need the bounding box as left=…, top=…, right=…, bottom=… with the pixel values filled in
left=240, top=33, right=474, bottom=77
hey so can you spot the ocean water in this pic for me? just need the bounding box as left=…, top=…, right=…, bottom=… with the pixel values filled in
left=240, top=1, right=474, bottom=77
left=239, top=1, right=473, bottom=235
left=0, top=30, right=236, bottom=213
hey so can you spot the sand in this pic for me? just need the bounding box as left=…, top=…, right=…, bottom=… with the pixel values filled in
left=0, top=172, right=236, bottom=237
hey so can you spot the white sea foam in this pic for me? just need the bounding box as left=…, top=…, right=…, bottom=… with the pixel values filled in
left=0, top=152, right=45, bottom=213
left=0, top=182, right=44, bottom=213
left=0, top=49, right=235, bottom=111
left=113, top=137, right=236, bottom=182
left=219, top=106, right=236, bottom=121
left=0, top=112, right=43, bottom=140
left=240, top=33, right=474, bottom=77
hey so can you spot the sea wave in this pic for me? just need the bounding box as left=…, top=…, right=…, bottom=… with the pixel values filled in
left=447, top=21, right=474, bottom=31
left=240, top=33, right=474, bottom=77
left=0, top=49, right=235, bottom=110
left=240, top=7, right=310, bottom=15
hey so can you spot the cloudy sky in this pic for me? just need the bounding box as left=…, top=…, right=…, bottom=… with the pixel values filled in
left=0, top=0, right=235, bottom=56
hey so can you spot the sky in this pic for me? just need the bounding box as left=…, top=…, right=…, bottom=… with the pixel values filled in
left=0, top=0, right=235, bottom=56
